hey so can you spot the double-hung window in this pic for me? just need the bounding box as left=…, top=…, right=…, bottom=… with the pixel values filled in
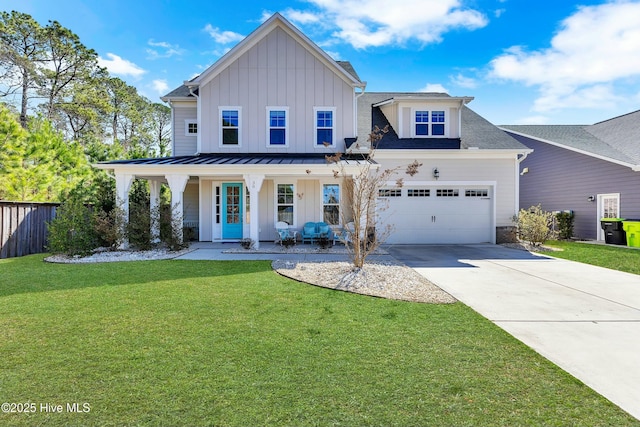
left=220, top=108, right=241, bottom=146
left=267, top=107, right=288, bottom=146
left=276, top=183, right=294, bottom=225
left=414, top=110, right=446, bottom=137
left=322, top=184, right=340, bottom=225
left=314, top=108, right=335, bottom=147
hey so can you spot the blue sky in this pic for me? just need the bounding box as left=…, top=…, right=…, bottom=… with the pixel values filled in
left=6, top=0, right=640, bottom=125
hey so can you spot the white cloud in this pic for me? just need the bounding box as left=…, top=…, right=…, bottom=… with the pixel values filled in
left=147, top=39, right=185, bottom=60
left=283, top=8, right=322, bottom=25
left=301, top=0, right=487, bottom=49
left=450, top=73, right=477, bottom=89
left=489, top=1, right=640, bottom=112
left=419, top=83, right=448, bottom=93
left=98, top=53, right=146, bottom=78
left=151, top=79, right=169, bottom=94
left=203, top=24, right=245, bottom=44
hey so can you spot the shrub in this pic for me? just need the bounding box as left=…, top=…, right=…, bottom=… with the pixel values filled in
left=161, top=202, right=189, bottom=252
left=93, top=203, right=126, bottom=250
left=126, top=198, right=152, bottom=250
left=47, top=198, right=97, bottom=256
left=317, top=235, right=332, bottom=250
left=281, top=236, right=296, bottom=249
left=556, top=211, right=574, bottom=240
left=240, top=238, right=255, bottom=250
left=515, top=205, right=555, bottom=246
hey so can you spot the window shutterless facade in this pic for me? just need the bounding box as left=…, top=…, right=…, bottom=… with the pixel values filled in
left=314, top=107, right=336, bottom=147
left=322, top=184, right=340, bottom=225
left=219, top=107, right=241, bottom=146
left=267, top=107, right=288, bottom=146
left=185, top=119, right=198, bottom=136
left=276, top=183, right=295, bottom=225
left=414, top=110, right=446, bottom=137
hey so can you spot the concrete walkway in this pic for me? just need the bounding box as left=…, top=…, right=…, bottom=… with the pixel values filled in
left=387, top=244, right=640, bottom=420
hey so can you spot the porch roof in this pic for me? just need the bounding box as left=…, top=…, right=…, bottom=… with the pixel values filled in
left=98, top=153, right=373, bottom=167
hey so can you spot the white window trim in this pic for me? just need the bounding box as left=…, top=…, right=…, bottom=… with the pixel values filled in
left=313, top=107, right=337, bottom=149
left=274, top=180, right=297, bottom=227
left=320, top=180, right=342, bottom=226
left=411, top=108, right=448, bottom=138
left=219, top=106, right=242, bottom=148
left=184, top=119, right=198, bottom=137
left=266, top=106, right=289, bottom=148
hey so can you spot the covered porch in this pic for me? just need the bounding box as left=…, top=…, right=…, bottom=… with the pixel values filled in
left=96, top=154, right=373, bottom=248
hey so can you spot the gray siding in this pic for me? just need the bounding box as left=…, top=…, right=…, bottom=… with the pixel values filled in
left=199, top=26, right=355, bottom=154
left=509, top=132, right=640, bottom=239
left=172, top=102, right=197, bottom=156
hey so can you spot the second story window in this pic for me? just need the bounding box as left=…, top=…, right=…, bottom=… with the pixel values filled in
left=414, top=110, right=446, bottom=137
left=267, top=107, right=288, bottom=146
left=185, top=120, right=198, bottom=136
left=315, top=108, right=335, bottom=147
left=431, top=111, right=445, bottom=135
left=415, top=111, right=429, bottom=136
left=220, top=108, right=241, bottom=146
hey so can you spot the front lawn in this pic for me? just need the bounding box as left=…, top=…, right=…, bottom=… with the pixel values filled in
left=545, top=240, right=640, bottom=275
left=0, top=255, right=637, bottom=426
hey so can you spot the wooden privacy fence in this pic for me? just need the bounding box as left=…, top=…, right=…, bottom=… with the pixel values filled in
left=1, top=201, right=59, bottom=259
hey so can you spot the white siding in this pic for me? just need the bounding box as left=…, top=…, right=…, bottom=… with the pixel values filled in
left=375, top=155, right=517, bottom=227
left=199, top=26, right=356, bottom=154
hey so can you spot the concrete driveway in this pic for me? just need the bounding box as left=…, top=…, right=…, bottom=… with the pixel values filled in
left=387, top=244, right=640, bottom=420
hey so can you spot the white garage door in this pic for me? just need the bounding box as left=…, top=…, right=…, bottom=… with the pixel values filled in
left=379, top=187, right=492, bottom=244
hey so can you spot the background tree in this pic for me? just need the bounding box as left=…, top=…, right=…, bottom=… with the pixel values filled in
left=0, top=11, right=175, bottom=203
left=149, top=102, right=171, bottom=156
left=0, top=11, right=45, bottom=128
left=1, top=114, right=91, bottom=201
left=0, top=103, right=27, bottom=199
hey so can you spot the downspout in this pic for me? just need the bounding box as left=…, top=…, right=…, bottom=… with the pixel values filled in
left=353, top=82, right=367, bottom=146
left=188, top=86, right=201, bottom=155
left=514, top=149, right=533, bottom=225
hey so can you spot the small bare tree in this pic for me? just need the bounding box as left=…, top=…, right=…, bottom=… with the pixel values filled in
left=326, top=126, right=422, bottom=268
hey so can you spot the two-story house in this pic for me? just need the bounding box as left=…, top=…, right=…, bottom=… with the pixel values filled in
left=97, top=13, right=530, bottom=247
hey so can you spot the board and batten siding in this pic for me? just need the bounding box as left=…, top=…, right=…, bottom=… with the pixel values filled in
left=375, top=154, right=518, bottom=227
left=172, top=102, right=197, bottom=156
left=509, top=132, right=640, bottom=240
left=199, top=26, right=355, bottom=154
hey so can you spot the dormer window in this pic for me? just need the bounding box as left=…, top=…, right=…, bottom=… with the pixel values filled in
left=414, top=110, right=446, bottom=137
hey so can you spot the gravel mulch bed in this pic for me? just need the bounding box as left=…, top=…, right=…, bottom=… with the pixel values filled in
left=273, top=259, right=456, bottom=304
left=44, top=247, right=193, bottom=263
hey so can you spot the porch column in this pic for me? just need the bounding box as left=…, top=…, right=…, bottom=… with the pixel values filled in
left=244, top=174, right=265, bottom=248
left=149, top=179, right=161, bottom=243
left=115, top=173, right=134, bottom=249
left=165, top=174, right=190, bottom=242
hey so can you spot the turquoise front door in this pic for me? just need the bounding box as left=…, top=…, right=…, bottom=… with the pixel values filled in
left=222, top=183, right=243, bottom=239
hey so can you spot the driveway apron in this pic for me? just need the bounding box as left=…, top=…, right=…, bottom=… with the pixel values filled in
left=388, top=244, right=640, bottom=420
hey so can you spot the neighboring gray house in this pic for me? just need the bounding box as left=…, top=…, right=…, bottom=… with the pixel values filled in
left=96, top=13, right=530, bottom=246
left=502, top=110, right=640, bottom=241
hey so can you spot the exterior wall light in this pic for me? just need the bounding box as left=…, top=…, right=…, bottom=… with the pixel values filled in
left=587, top=195, right=595, bottom=202
left=433, top=168, right=440, bottom=180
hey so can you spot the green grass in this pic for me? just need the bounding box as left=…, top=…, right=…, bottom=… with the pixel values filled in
left=545, top=240, right=640, bottom=275
left=0, top=255, right=638, bottom=426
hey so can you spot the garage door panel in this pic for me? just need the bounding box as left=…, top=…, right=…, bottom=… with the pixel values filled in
left=380, top=187, right=492, bottom=244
